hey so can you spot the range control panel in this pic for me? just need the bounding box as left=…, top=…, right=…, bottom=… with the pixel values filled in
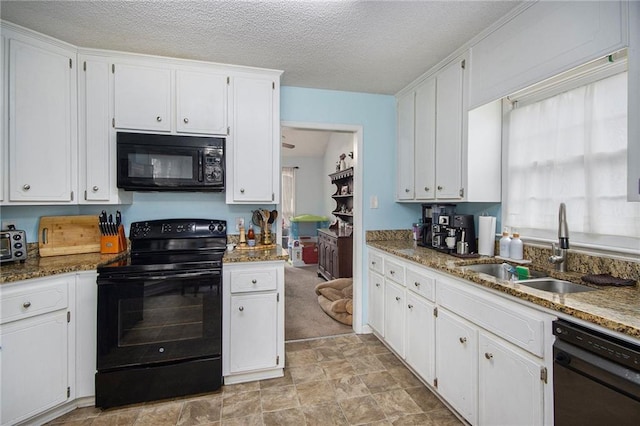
left=130, top=219, right=227, bottom=240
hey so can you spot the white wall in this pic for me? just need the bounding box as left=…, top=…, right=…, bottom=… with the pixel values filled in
left=281, top=156, right=324, bottom=218
left=323, top=132, right=355, bottom=222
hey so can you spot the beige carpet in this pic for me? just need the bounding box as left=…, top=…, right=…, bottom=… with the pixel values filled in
left=285, top=264, right=353, bottom=341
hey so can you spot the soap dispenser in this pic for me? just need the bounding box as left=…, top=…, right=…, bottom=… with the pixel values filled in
left=510, top=231, right=523, bottom=260
left=499, top=228, right=511, bottom=258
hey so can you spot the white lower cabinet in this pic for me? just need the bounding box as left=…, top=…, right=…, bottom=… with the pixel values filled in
left=384, top=279, right=406, bottom=357
left=405, top=291, right=435, bottom=384
left=368, top=269, right=385, bottom=336
left=478, top=332, right=544, bottom=426
left=223, top=261, right=284, bottom=384
left=74, top=271, right=97, bottom=400
left=436, top=308, right=478, bottom=424
left=366, top=247, right=554, bottom=425
left=0, top=275, right=72, bottom=426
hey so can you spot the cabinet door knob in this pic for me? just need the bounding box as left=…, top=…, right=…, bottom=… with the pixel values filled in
left=459, top=337, right=467, bottom=344
left=425, top=187, right=430, bottom=191
left=485, top=352, right=493, bottom=360
left=437, top=186, right=443, bottom=191
left=405, top=188, right=410, bottom=193
left=23, top=301, right=31, bottom=308
left=251, top=279, right=257, bottom=284
left=371, top=261, right=376, bottom=265
left=23, top=184, right=31, bottom=191
left=375, top=283, right=380, bottom=287
left=408, top=304, right=414, bottom=309
left=390, top=270, right=395, bottom=275
left=414, top=282, right=420, bottom=287
left=239, top=306, right=244, bottom=312
left=395, top=296, right=401, bottom=301
left=183, top=117, right=189, bottom=124
left=92, top=185, right=99, bottom=192
left=156, top=116, right=162, bottom=122
left=240, top=188, right=245, bottom=193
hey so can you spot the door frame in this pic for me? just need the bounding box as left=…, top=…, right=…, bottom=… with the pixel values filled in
left=280, top=121, right=365, bottom=334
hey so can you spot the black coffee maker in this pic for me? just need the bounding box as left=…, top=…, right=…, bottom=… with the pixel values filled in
left=452, top=214, right=477, bottom=255
left=420, top=203, right=457, bottom=251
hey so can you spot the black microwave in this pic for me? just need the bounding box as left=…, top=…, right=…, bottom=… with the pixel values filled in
left=117, top=132, right=225, bottom=191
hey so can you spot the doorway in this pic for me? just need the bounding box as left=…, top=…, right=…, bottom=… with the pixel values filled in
left=280, top=122, right=364, bottom=340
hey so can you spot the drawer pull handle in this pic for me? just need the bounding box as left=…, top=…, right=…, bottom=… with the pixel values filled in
left=414, top=282, right=420, bottom=287
left=395, top=296, right=401, bottom=301
left=92, top=185, right=99, bottom=192
left=183, top=117, right=189, bottom=124
left=408, top=304, right=414, bottom=309
left=459, top=337, right=467, bottom=344
left=251, top=279, right=257, bottom=284
left=376, top=283, right=380, bottom=287
left=239, top=306, right=244, bottom=312
left=485, top=352, right=493, bottom=360
left=371, top=261, right=376, bottom=265
left=390, top=270, right=395, bottom=275
left=156, top=116, right=162, bottom=122
left=437, top=185, right=443, bottom=191
left=23, top=184, right=31, bottom=191
left=23, top=301, right=31, bottom=309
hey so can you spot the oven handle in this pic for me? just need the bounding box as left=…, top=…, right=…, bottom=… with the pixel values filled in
left=100, top=270, right=221, bottom=282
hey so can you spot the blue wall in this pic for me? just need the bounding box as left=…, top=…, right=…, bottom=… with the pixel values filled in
left=1, top=86, right=418, bottom=242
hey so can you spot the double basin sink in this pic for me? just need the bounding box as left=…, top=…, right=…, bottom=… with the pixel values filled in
left=463, top=263, right=596, bottom=294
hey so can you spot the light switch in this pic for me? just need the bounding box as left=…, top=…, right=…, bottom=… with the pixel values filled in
left=370, top=195, right=378, bottom=209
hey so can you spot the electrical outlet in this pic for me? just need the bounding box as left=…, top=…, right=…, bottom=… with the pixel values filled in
left=235, top=217, right=245, bottom=231
left=2, top=221, right=16, bottom=230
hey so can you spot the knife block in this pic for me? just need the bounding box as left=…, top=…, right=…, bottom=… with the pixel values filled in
left=100, top=225, right=127, bottom=254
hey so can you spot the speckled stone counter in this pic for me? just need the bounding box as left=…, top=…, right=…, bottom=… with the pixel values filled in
left=223, top=245, right=289, bottom=263
left=367, top=235, right=640, bottom=339
left=0, top=245, right=128, bottom=284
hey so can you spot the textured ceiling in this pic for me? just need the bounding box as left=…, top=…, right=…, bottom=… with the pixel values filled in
left=1, top=1, right=522, bottom=95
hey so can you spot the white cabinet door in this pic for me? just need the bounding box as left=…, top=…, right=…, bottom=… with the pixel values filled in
left=1, top=310, right=69, bottom=425
left=79, top=57, right=111, bottom=202
left=478, top=332, right=545, bottom=426
left=228, top=292, right=278, bottom=373
left=414, top=78, right=436, bottom=200
left=405, top=292, right=435, bottom=385
left=1, top=34, right=5, bottom=202
left=384, top=279, right=406, bottom=358
left=176, top=70, right=227, bottom=135
left=368, top=270, right=385, bottom=336
left=396, top=91, right=415, bottom=200
left=8, top=38, right=76, bottom=202
left=435, top=58, right=464, bottom=200
left=435, top=308, right=477, bottom=425
left=228, top=76, right=276, bottom=203
left=75, top=271, right=97, bottom=399
left=114, top=63, right=171, bottom=132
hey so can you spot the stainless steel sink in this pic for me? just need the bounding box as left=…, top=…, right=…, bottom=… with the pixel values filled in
left=464, top=263, right=547, bottom=281
left=517, top=278, right=596, bottom=294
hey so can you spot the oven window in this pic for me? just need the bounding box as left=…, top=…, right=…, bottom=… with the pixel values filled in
left=128, top=153, right=193, bottom=179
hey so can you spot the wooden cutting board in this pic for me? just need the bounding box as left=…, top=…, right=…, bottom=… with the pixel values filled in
left=38, top=215, right=101, bottom=257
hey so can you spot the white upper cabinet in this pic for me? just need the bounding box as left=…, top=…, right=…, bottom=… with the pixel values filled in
left=7, top=35, right=77, bottom=203
left=114, top=63, right=172, bottom=132
left=227, top=75, right=280, bottom=204
left=469, top=1, right=628, bottom=109
left=176, top=70, right=228, bottom=135
left=396, top=91, right=415, bottom=200
left=434, top=58, right=464, bottom=200
left=78, top=54, right=132, bottom=204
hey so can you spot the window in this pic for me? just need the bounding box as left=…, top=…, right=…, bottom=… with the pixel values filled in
left=281, top=167, right=296, bottom=228
left=503, top=53, right=640, bottom=253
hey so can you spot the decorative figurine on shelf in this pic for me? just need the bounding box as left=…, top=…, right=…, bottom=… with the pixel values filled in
left=348, top=151, right=354, bottom=168
left=339, top=153, right=347, bottom=171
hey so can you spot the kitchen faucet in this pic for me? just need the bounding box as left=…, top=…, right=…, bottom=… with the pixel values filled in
left=549, top=203, right=569, bottom=272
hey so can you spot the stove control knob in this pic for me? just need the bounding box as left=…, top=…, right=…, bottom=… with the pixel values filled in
left=217, top=223, right=226, bottom=233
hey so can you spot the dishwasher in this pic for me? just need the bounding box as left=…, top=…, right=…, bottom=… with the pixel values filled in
left=553, top=319, right=640, bottom=425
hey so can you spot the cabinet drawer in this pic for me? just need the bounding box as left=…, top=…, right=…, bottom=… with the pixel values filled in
left=384, top=258, right=405, bottom=285
left=1, top=276, right=69, bottom=324
left=406, top=267, right=436, bottom=301
left=230, top=268, right=277, bottom=293
left=368, top=251, right=384, bottom=275
left=437, top=280, right=546, bottom=357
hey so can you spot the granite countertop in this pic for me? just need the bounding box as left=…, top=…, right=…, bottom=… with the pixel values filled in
left=0, top=244, right=289, bottom=284
left=368, top=239, right=640, bottom=339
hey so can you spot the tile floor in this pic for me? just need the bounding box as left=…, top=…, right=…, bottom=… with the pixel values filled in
left=47, top=334, right=464, bottom=425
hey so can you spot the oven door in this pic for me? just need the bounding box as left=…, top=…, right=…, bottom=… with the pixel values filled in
left=97, top=270, right=222, bottom=371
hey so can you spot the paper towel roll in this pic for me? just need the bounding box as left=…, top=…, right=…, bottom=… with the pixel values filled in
left=478, top=216, right=497, bottom=256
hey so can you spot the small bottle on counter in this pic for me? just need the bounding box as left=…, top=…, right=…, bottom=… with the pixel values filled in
left=412, top=219, right=422, bottom=241
left=247, top=225, right=256, bottom=247
left=510, top=232, right=523, bottom=260
left=499, top=228, right=511, bottom=258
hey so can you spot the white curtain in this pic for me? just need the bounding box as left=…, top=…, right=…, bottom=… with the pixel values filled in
left=281, top=167, right=296, bottom=228
left=505, top=71, right=640, bottom=252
